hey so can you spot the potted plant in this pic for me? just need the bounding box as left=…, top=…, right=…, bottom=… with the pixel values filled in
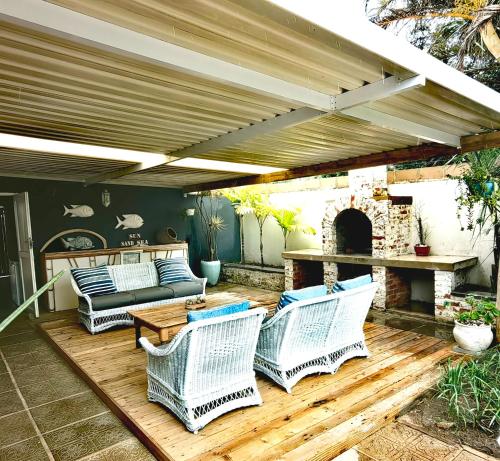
left=195, top=192, right=226, bottom=286
left=453, top=297, right=499, bottom=352
left=414, top=210, right=431, bottom=256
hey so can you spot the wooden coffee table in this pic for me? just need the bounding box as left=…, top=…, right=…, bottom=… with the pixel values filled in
left=128, top=291, right=278, bottom=348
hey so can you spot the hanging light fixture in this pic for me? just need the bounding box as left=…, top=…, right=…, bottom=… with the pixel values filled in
left=102, top=189, right=111, bottom=208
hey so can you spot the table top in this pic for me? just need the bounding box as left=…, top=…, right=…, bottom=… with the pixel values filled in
left=128, top=291, right=278, bottom=330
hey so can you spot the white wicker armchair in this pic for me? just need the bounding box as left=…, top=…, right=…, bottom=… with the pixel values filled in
left=139, top=307, right=267, bottom=433
left=254, top=282, right=379, bottom=393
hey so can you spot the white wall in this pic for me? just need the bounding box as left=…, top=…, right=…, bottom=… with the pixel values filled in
left=242, top=179, right=494, bottom=287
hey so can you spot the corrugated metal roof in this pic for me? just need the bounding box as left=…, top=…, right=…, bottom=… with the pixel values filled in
left=0, top=0, right=498, bottom=188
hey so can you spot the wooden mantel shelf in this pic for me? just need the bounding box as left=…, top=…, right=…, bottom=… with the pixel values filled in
left=282, top=249, right=478, bottom=272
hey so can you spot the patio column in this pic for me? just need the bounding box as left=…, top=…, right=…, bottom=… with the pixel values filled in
left=435, top=270, right=466, bottom=322
left=323, top=262, right=338, bottom=293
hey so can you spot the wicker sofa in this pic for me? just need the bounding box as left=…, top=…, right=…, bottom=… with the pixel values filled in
left=139, top=308, right=267, bottom=433
left=254, top=282, right=379, bottom=392
left=71, top=261, right=207, bottom=334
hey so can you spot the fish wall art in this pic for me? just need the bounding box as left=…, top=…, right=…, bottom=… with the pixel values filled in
left=63, top=205, right=94, bottom=218
left=60, top=236, right=94, bottom=250
left=115, top=214, right=144, bottom=230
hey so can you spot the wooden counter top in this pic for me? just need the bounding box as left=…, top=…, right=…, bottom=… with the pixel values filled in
left=282, top=249, right=478, bottom=271
left=42, top=243, right=188, bottom=259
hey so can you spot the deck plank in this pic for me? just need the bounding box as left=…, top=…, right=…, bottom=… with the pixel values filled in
left=40, top=307, right=455, bottom=461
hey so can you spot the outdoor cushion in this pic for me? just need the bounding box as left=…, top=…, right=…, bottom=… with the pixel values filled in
left=276, top=284, right=328, bottom=311
left=187, top=300, right=250, bottom=323
left=88, top=291, right=135, bottom=311
left=154, top=258, right=192, bottom=285
left=165, top=280, right=204, bottom=298
left=132, top=286, right=175, bottom=304
left=71, top=266, right=117, bottom=297
left=333, top=274, right=372, bottom=293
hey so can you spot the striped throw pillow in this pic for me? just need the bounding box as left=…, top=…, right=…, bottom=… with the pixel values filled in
left=71, top=266, right=117, bottom=297
left=154, top=258, right=192, bottom=285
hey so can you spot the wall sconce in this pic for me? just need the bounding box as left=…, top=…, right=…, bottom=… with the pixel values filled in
left=185, top=208, right=195, bottom=216
left=102, top=189, right=111, bottom=208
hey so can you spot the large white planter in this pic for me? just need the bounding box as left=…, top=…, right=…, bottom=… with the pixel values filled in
left=453, top=321, right=493, bottom=352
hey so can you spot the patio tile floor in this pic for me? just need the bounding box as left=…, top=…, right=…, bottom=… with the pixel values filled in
left=0, top=313, right=155, bottom=461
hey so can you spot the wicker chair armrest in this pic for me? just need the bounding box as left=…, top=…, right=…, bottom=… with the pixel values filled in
left=139, top=337, right=177, bottom=357
left=70, top=275, right=94, bottom=312
left=184, top=263, right=207, bottom=292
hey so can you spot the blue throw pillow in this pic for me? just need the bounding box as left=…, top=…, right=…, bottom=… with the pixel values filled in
left=276, top=285, right=328, bottom=311
left=154, top=258, right=192, bottom=285
left=333, top=274, right=372, bottom=293
left=71, top=266, right=117, bottom=297
left=187, top=300, right=250, bottom=323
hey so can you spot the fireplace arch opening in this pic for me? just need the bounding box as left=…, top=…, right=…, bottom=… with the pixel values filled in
left=335, top=209, right=372, bottom=255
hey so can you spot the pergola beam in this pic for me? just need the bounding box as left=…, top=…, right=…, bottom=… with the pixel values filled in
left=341, top=107, right=461, bottom=147
left=166, top=107, right=327, bottom=159
left=461, top=130, right=500, bottom=153
left=84, top=157, right=173, bottom=186
left=184, top=143, right=458, bottom=192
left=333, top=75, right=426, bottom=111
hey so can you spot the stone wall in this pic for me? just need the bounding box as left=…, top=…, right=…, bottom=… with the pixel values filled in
left=221, top=263, right=285, bottom=292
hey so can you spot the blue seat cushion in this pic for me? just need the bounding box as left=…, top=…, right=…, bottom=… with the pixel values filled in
left=333, top=274, right=372, bottom=293
left=154, top=258, right=192, bottom=285
left=71, top=266, right=117, bottom=297
left=276, top=285, right=328, bottom=311
left=187, top=300, right=250, bottom=323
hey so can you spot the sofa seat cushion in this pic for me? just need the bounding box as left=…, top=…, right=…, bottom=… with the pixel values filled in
left=165, top=280, right=204, bottom=298
left=132, top=286, right=175, bottom=304
left=90, top=292, right=136, bottom=311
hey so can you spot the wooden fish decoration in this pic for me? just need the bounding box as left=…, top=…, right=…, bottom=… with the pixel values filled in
left=63, top=205, right=94, bottom=218
left=115, top=214, right=144, bottom=230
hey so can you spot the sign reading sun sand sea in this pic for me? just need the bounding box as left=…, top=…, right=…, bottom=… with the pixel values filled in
left=63, top=205, right=94, bottom=218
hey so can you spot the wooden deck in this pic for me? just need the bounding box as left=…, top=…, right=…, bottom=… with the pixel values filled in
left=40, top=298, right=456, bottom=461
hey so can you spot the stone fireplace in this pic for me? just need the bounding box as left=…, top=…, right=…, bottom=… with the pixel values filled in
left=283, top=165, right=478, bottom=319
left=322, top=167, right=413, bottom=309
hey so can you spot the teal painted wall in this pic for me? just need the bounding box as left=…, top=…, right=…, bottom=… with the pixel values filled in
left=0, top=176, right=240, bottom=282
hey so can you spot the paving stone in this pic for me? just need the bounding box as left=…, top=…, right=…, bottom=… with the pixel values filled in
left=0, top=390, right=24, bottom=417
left=82, top=438, right=155, bottom=461
left=0, top=331, right=41, bottom=347
left=0, top=340, right=51, bottom=358
left=0, top=436, right=48, bottom=461
left=0, top=373, right=14, bottom=393
left=21, top=376, right=88, bottom=409
left=12, top=361, right=75, bottom=387
left=30, top=391, right=108, bottom=433
left=0, top=410, right=37, bottom=448
left=6, top=349, right=64, bottom=371
left=375, top=422, right=422, bottom=445
left=45, top=413, right=131, bottom=461
left=356, top=433, right=400, bottom=460
left=409, top=433, right=460, bottom=460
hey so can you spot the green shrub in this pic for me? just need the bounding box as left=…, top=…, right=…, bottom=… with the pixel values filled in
left=455, top=297, right=499, bottom=326
left=437, top=346, right=499, bottom=433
